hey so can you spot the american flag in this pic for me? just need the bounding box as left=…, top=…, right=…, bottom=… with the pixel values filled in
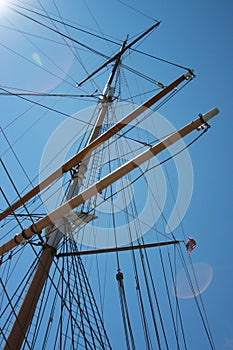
left=186, top=237, right=197, bottom=255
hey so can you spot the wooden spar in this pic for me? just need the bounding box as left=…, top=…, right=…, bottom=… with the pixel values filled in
left=0, top=72, right=192, bottom=222
left=3, top=247, right=56, bottom=350
left=0, top=107, right=219, bottom=256
left=76, top=22, right=160, bottom=87
left=56, top=240, right=182, bottom=257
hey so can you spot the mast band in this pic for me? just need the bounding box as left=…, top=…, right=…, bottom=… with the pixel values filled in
left=14, top=235, right=21, bottom=244
left=22, top=230, right=29, bottom=240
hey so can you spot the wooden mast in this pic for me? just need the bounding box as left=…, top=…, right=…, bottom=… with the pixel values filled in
left=3, top=34, right=129, bottom=350
left=3, top=29, right=161, bottom=349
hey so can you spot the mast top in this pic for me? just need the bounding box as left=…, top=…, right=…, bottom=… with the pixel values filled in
left=77, top=22, right=161, bottom=87
left=99, top=35, right=129, bottom=103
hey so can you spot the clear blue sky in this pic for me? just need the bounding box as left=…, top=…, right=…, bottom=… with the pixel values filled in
left=0, top=0, right=232, bottom=349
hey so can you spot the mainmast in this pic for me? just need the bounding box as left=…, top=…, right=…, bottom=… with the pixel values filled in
left=3, top=33, right=128, bottom=350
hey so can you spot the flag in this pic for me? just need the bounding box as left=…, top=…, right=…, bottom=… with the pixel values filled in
left=186, top=237, right=197, bottom=255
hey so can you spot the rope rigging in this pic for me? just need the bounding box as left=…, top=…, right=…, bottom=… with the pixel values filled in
left=115, top=0, right=159, bottom=22
left=7, top=0, right=122, bottom=46
left=0, top=234, right=112, bottom=349
left=0, top=87, right=96, bottom=124
left=0, top=2, right=218, bottom=349
left=118, top=164, right=172, bottom=349
left=0, top=41, right=75, bottom=88
left=116, top=270, right=136, bottom=350
left=6, top=4, right=110, bottom=62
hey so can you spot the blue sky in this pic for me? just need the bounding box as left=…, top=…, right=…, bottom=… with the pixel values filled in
left=0, top=0, right=232, bottom=349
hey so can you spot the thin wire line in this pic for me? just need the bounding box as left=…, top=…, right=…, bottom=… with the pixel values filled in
left=115, top=0, right=159, bottom=22
left=0, top=87, right=95, bottom=125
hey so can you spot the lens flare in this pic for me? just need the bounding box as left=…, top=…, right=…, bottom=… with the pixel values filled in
left=175, top=262, right=213, bottom=299
left=32, top=53, right=43, bottom=67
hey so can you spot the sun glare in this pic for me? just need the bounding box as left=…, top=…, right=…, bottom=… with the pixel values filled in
left=0, top=0, right=7, bottom=10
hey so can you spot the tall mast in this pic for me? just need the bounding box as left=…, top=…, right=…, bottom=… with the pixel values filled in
left=3, top=36, right=127, bottom=350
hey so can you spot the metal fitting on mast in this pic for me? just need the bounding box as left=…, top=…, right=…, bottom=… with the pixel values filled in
left=184, top=69, right=195, bottom=79
left=99, top=84, right=115, bottom=102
